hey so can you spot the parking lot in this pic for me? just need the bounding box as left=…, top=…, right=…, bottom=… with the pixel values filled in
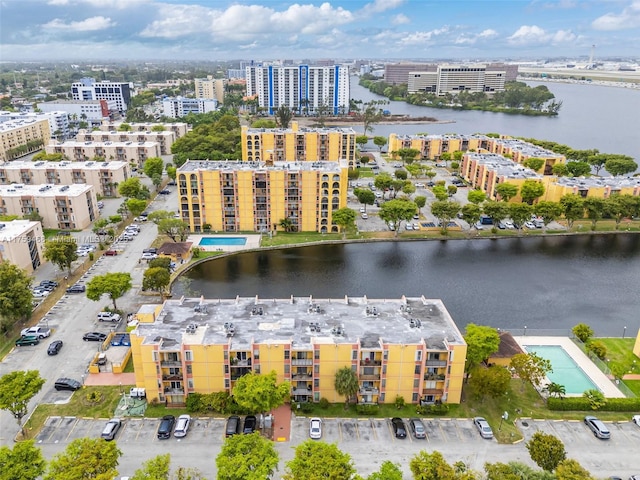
left=519, top=417, right=640, bottom=447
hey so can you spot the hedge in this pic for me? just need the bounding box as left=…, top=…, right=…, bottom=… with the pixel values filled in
left=548, top=396, right=640, bottom=411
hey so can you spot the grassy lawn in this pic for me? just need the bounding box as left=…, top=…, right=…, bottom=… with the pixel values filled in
left=190, top=251, right=226, bottom=262
left=596, top=338, right=640, bottom=375
left=260, top=232, right=343, bottom=247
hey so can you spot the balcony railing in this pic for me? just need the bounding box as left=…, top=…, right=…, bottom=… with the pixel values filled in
left=360, top=359, right=381, bottom=366
left=359, top=373, right=380, bottom=380
left=163, top=388, right=185, bottom=395
left=162, top=374, right=182, bottom=381
left=425, top=360, right=447, bottom=367
left=291, top=387, right=313, bottom=396
left=358, top=387, right=379, bottom=395
left=291, top=359, right=313, bottom=366
left=160, top=361, right=182, bottom=367
left=424, top=374, right=446, bottom=381
left=422, top=388, right=443, bottom=395
left=291, top=373, right=313, bottom=380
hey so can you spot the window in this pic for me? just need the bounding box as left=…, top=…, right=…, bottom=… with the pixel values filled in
left=152, top=351, right=158, bottom=362
left=253, top=349, right=260, bottom=359
left=184, top=350, right=193, bottom=361
left=381, top=379, right=386, bottom=388
left=314, top=392, right=320, bottom=402
left=412, top=393, right=419, bottom=402
left=314, top=365, right=319, bottom=374
left=224, top=379, right=229, bottom=389
left=254, top=365, right=260, bottom=374
left=383, top=350, right=388, bottom=361
left=351, top=365, right=357, bottom=372
left=224, top=365, right=229, bottom=374
left=414, top=365, right=421, bottom=375
left=224, top=351, right=228, bottom=360
left=415, top=350, right=422, bottom=361
left=284, top=350, right=290, bottom=360
left=379, top=393, right=385, bottom=402
left=187, top=379, right=194, bottom=389
left=186, top=365, right=192, bottom=374
left=314, top=379, right=319, bottom=388
left=352, top=350, right=357, bottom=360
left=284, top=365, right=290, bottom=374
left=382, top=365, right=387, bottom=374
left=413, top=379, right=419, bottom=388
left=314, top=350, right=320, bottom=360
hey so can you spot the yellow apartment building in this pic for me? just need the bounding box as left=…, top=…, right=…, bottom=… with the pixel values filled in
left=543, top=176, right=640, bottom=202
left=195, top=76, right=227, bottom=104
left=490, top=138, right=565, bottom=175
left=0, top=118, right=51, bottom=162
left=0, top=160, right=130, bottom=197
left=0, top=220, right=44, bottom=273
left=0, top=183, right=98, bottom=230
left=177, top=160, right=348, bottom=233
left=46, top=140, right=161, bottom=168
left=241, top=122, right=357, bottom=168
left=76, top=129, right=177, bottom=155
left=130, top=296, right=467, bottom=407
left=99, top=121, right=189, bottom=138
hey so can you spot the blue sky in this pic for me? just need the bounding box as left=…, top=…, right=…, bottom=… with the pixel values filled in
left=1, top=0, right=639, bottom=61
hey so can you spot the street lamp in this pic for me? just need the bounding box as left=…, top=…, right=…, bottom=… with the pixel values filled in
left=524, top=326, right=527, bottom=337
left=623, top=326, right=627, bottom=339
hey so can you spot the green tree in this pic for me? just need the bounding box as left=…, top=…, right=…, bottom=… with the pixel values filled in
left=605, top=156, right=637, bottom=176
left=158, top=218, right=190, bottom=242
left=360, top=99, right=387, bottom=134
left=431, top=185, right=448, bottom=201
left=583, top=389, right=606, bottom=409
left=586, top=340, right=607, bottom=360
left=143, top=156, right=164, bottom=179
left=373, top=172, right=393, bottom=197
left=118, top=177, right=143, bottom=198
left=284, top=440, right=357, bottom=480
left=467, top=190, right=486, bottom=204
left=510, top=353, right=552, bottom=391
left=118, top=123, right=132, bottom=131
left=604, top=194, right=639, bottom=229
left=482, top=201, right=509, bottom=232
left=508, top=203, right=533, bottom=234
left=552, top=163, right=569, bottom=177
left=0, top=439, right=46, bottom=480
left=555, top=459, right=595, bottom=480
left=583, top=197, right=605, bottom=230
left=468, top=365, right=511, bottom=400
left=431, top=201, right=460, bottom=235
left=43, top=236, right=77, bottom=275
left=565, top=161, right=591, bottom=177
left=495, top=183, right=519, bottom=202
left=149, top=257, right=172, bottom=271
left=405, top=163, right=422, bottom=178
left=446, top=185, right=458, bottom=197
left=216, top=432, right=279, bottom=480
left=394, top=169, right=408, bottom=180
left=409, top=450, right=456, bottom=480
left=379, top=198, right=418, bottom=237
left=572, top=323, right=594, bottom=343
left=373, top=136, right=387, bottom=152
left=86, top=272, right=132, bottom=311
left=275, top=105, right=293, bottom=128
left=463, top=324, right=500, bottom=380
left=526, top=431, right=566, bottom=472
left=544, top=382, right=566, bottom=399
left=355, top=135, right=369, bottom=152
left=166, top=165, right=177, bottom=180
left=125, top=198, right=147, bottom=218
left=0, top=370, right=45, bottom=437
left=334, top=366, right=359, bottom=408
left=461, top=203, right=481, bottom=232
left=148, top=209, right=174, bottom=224
left=559, top=194, right=585, bottom=230
left=143, top=267, right=171, bottom=295
left=131, top=453, right=170, bottom=480
left=232, top=371, right=290, bottom=414
left=367, top=460, right=403, bottom=480
left=44, top=437, right=122, bottom=480
left=0, top=261, right=33, bottom=335
left=534, top=201, right=563, bottom=230
left=152, top=173, right=163, bottom=190
left=396, top=148, right=420, bottom=164
left=522, top=158, right=545, bottom=172
left=278, top=217, right=294, bottom=233
left=354, top=188, right=375, bottom=211
left=332, top=208, right=356, bottom=238
left=520, top=180, right=545, bottom=205
left=415, top=195, right=427, bottom=214
left=402, top=181, right=416, bottom=197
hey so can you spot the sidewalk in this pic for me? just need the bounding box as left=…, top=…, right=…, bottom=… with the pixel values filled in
left=272, top=403, right=292, bottom=442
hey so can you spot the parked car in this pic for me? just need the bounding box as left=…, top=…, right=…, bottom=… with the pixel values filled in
left=83, top=332, right=107, bottom=342
left=174, top=414, right=191, bottom=438
left=47, top=340, right=63, bottom=355
left=97, top=312, right=121, bottom=323
left=167, top=180, right=177, bottom=186
left=391, top=417, right=407, bottom=439
left=524, top=221, right=537, bottom=229
left=141, top=252, right=158, bottom=261
left=426, top=181, right=436, bottom=187
left=361, top=213, right=368, bottom=219
left=111, top=334, right=124, bottom=347
left=243, top=415, right=257, bottom=434
left=584, top=415, right=611, bottom=439
left=119, top=234, right=134, bottom=242
left=415, top=183, right=425, bottom=188
left=225, top=415, right=241, bottom=437
left=157, top=415, right=176, bottom=439
left=159, top=189, right=171, bottom=195
left=409, top=418, right=426, bottom=439
left=309, top=417, right=322, bottom=439
left=104, top=250, right=118, bottom=256
left=32, top=289, right=50, bottom=298
left=21, top=326, right=51, bottom=338
left=66, top=284, right=86, bottom=294
left=40, top=280, right=58, bottom=288
left=15, top=335, right=40, bottom=347
left=101, top=418, right=122, bottom=441
left=54, top=378, right=82, bottom=391
left=76, top=249, right=90, bottom=257
left=473, top=417, right=494, bottom=439
left=143, top=248, right=158, bottom=255
left=633, top=415, right=640, bottom=427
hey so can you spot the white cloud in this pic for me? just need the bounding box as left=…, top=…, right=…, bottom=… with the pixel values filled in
left=47, top=0, right=70, bottom=5
left=82, top=0, right=148, bottom=8
left=530, top=0, right=577, bottom=9
left=391, top=13, right=410, bottom=26
left=507, top=25, right=576, bottom=46
left=42, top=16, right=116, bottom=31
left=592, top=1, right=640, bottom=30
left=399, top=26, right=450, bottom=46
left=140, top=4, right=216, bottom=38
left=455, top=29, right=498, bottom=45
left=360, top=0, right=405, bottom=15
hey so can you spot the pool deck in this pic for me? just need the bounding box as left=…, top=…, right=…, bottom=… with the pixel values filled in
left=187, top=234, right=261, bottom=253
left=515, top=336, right=625, bottom=398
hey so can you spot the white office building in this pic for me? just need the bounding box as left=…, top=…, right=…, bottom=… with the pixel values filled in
left=38, top=100, right=111, bottom=124
left=162, top=97, right=217, bottom=118
left=245, top=64, right=350, bottom=115
left=71, top=78, right=132, bottom=112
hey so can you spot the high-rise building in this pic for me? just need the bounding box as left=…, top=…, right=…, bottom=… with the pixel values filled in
left=194, top=76, right=227, bottom=104
left=245, top=65, right=350, bottom=115
left=162, top=97, right=217, bottom=118
left=177, top=159, right=348, bottom=233
left=71, top=78, right=132, bottom=113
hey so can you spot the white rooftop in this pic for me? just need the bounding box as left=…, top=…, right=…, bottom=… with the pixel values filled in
left=1, top=160, right=129, bottom=171
left=0, top=220, right=40, bottom=242
left=179, top=159, right=347, bottom=173
left=49, top=140, right=159, bottom=148
left=0, top=183, right=93, bottom=197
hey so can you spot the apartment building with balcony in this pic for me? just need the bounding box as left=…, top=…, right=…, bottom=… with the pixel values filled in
left=195, top=76, right=227, bottom=103
left=45, top=140, right=161, bottom=168
left=0, top=117, right=51, bottom=162
left=130, top=296, right=467, bottom=407
left=98, top=121, right=189, bottom=138
left=489, top=138, right=566, bottom=175
left=177, top=159, right=348, bottom=233
left=0, top=220, right=44, bottom=273
left=242, top=122, right=357, bottom=167
left=0, top=160, right=130, bottom=197
left=76, top=129, right=176, bottom=155
left=162, top=97, right=217, bottom=119
left=0, top=183, right=97, bottom=230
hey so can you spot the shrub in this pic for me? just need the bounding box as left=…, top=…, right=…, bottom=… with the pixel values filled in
left=583, top=389, right=606, bottom=410
left=319, top=397, right=330, bottom=409
left=186, top=392, right=203, bottom=413
left=548, top=396, right=640, bottom=412
left=416, top=403, right=449, bottom=415
left=572, top=323, right=593, bottom=343
left=299, top=402, right=314, bottom=414
left=394, top=395, right=406, bottom=410
left=586, top=340, right=607, bottom=360
left=356, top=404, right=379, bottom=415
left=191, top=247, right=201, bottom=258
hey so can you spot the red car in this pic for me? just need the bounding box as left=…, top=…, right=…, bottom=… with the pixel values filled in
left=104, top=250, right=118, bottom=256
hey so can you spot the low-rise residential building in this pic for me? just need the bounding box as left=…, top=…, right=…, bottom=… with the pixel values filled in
left=0, top=183, right=98, bottom=230
left=76, top=129, right=176, bottom=155
left=45, top=140, right=161, bottom=168
left=162, top=97, right=217, bottom=118
left=489, top=138, right=566, bottom=175
left=37, top=100, right=111, bottom=125
left=0, top=160, right=130, bottom=197
left=177, top=159, right=348, bottom=233
left=242, top=122, right=357, bottom=167
left=130, top=295, right=467, bottom=407
left=0, top=117, right=51, bottom=162
left=98, top=121, right=189, bottom=138
left=0, top=111, right=70, bottom=139
left=544, top=175, right=640, bottom=202
left=0, top=220, right=44, bottom=273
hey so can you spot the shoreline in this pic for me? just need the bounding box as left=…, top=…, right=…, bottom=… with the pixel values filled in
left=295, top=116, right=455, bottom=128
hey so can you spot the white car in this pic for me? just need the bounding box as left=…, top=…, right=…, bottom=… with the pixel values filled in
left=309, top=417, right=322, bottom=439
left=141, top=252, right=157, bottom=260
left=174, top=414, right=191, bottom=438
left=21, top=326, right=51, bottom=338
left=361, top=213, right=368, bottom=219
left=524, top=221, right=537, bottom=229
left=76, top=250, right=90, bottom=257
left=405, top=224, right=413, bottom=230
left=633, top=415, right=640, bottom=427
left=32, top=289, right=50, bottom=298
left=415, top=183, right=425, bottom=188
left=359, top=206, right=366, bottom=213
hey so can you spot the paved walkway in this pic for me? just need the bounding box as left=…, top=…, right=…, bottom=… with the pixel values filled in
left=84, top=372, right=136, bottom=386
left=271, top=403, right=291, bottom=442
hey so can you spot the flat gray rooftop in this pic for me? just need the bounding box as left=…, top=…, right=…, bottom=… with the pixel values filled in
left=135, top=296, right=465, bottom=351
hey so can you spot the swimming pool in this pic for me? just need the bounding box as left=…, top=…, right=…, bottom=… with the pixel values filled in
left=524, top=345, right=599, bottom=395
left=198, top=237, right=247, bottom=246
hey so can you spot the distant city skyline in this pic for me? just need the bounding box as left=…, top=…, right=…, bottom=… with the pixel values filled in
left=1, top=0, right=639, bottom=61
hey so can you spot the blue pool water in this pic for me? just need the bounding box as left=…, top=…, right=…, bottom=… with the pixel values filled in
left=524, top=345, right=599, bottom=395
left=198, top=237, right=247, bottom=246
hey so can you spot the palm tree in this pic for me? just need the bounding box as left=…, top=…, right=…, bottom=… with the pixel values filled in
left=278, top=218, right=293, bottom=233
left=544, top=382, right=566, bottom=399
left=334, top=367, right=359, bottom=409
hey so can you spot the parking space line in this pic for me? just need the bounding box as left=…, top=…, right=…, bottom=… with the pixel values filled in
left=369, top=419, right=378, bottom=440
left=386, top=420, right=396, bottom=441
left=338, top=419, right=343, bottom=442
left=355, top=422, right=360, bottom=440
left=64, top=417, right=79, bottom=442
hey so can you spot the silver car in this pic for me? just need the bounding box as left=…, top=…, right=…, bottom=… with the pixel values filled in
left=473, top=417, right=493, bottom=439
left=174, top=414, right=191, bottom=438
left=101, top=418, right=121, bottom=441
left=309, top=417, right=322, bottom=439
left=584, top=415, right=610, bottom=439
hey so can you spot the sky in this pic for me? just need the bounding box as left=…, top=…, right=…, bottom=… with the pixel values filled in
left=1, top=0, right=639, bottom=61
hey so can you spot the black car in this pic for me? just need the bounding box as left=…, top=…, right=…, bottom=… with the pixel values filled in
left=243, top=415, right=257, bottom=434
left=66, top=284, right=86, bottom=294
left=391, top=417, right=407, bottom=439
left=15, top=335, right=39, bottom=347
left=158, top=189, right=171, bottom=195
left=54, top=378, right=82, bottom=391
left=167, top=180, right=177, bottom=186
left=47, top=340, right=63, bottom=355
left=83, top=332, right=107, bottom=342
left=40, top=280, right=58, bottom=288
left=157, top=415, right=176, bottom=439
